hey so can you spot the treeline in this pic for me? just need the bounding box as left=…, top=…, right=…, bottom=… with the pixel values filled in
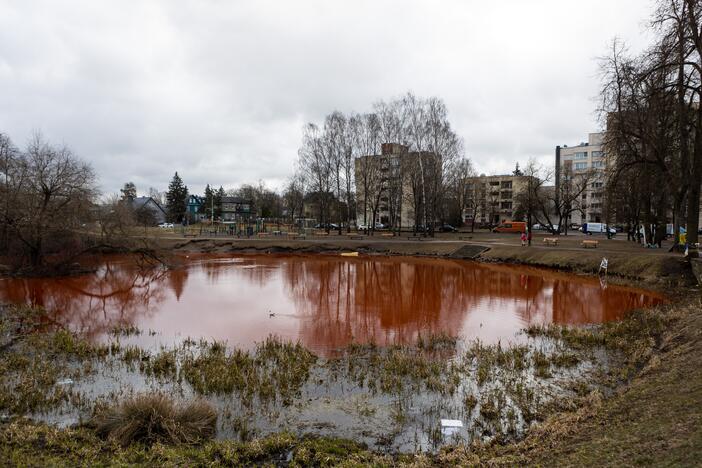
left=0, top=132, right=97, bottom=269
left=296, top=92, right=474, bottom=235
left=600, top=0, right=702, bottom=253
left=123, top=176, right=289, bottom=224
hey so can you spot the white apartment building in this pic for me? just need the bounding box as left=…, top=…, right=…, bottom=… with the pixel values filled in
left=555, top=132, right=607, bottom=225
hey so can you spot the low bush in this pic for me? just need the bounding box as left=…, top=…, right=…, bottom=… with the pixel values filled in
left=91, top=394, right=216, bottom=446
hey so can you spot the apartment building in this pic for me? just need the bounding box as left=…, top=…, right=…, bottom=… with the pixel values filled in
left=354, top=143, right=435, bottom=230
left=555, top=132, right=607, bottom=225
left=463, top=172, right=530, bottom=226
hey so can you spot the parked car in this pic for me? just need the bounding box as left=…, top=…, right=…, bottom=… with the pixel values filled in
left=439, top=224, right=457, bottom=232
left=158, top=223, right=174, bottom=228
left=314, top=223, right=339, bottom=230
left=531, top=223, right=543, bottom=231
left=492, top=222, right=527, bottom=233
left=579, top=223, right=616, bottom=235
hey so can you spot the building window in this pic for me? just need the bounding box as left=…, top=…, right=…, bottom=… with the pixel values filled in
left=592, top=160, right=605, bottom=168
left=575, top=162, right=588, bottom=170
left=575, top=152, right=588, bottom=159
left=592, top=151, right=604, bottom=158
left=501, top=202, right=512, bottom=209
left=500, top=181, right=512, bottom=189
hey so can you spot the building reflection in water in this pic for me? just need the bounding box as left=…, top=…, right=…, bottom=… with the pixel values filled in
left=0, top=254, right=664, bottom=354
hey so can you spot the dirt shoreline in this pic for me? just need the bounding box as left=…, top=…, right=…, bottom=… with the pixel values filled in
left=160, top=237, right=695, bottom=290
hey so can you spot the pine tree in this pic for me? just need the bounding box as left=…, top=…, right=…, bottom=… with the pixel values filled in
left=166, top=172, right=188, bottom=223
left=199, top=184, right=214, bottom=220
left=215, top=186, right=225, bottom=220
left=120, top=182, right=137, bottom=201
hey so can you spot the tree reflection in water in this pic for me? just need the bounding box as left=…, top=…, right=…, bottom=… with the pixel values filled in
left=0, top=254, right=664, bottom=353
left=0, top=258, right=178, bottom=339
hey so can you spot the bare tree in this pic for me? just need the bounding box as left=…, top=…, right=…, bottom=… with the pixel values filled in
left=298, top=123, right=332, bottom=229
left=514, top=159, right=549, bottom=242
left=446, top=156, right=476, bottom=228
left=1, top=133, right=97, bottom=268
left=351, top=113, right=381, bottom=232
left=283, top=172, right=306, bottom=224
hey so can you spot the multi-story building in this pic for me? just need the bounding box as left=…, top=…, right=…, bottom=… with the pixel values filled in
left=463, top=172, right=531, bottom=226
left=354, top=143, right=435, bottom=230
left=220, top=196, right=253, bottom=222
left=555, top=132, right=607, bottom=225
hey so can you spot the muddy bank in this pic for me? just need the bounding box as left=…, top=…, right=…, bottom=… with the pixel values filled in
left=165, top=237, right=487, bottom=259
left=162, top=237, right=693, bottom=288
left=477, top=245, right=694, bottom=288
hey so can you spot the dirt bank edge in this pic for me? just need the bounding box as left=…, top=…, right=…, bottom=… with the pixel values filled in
left=162, top=238, right=694, bottom=288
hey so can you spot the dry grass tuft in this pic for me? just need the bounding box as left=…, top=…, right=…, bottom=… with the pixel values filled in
left=91, top=393, right=217, bottom=446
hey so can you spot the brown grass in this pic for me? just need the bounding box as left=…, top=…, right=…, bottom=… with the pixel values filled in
left=90, top=394, right=216, bottom=446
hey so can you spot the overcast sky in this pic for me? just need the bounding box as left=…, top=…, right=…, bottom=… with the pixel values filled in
left=0, top=0, right=654, bottom=196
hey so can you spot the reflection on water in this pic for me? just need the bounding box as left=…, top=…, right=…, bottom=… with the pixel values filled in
left=0, top=254, right=665, bottom=354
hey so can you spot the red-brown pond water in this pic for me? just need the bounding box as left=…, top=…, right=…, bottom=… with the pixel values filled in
left=0, top=254, right=665, bottom=355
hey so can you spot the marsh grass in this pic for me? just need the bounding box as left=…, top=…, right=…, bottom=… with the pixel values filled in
left=0, top=305, right=114, bottom=414
left=90, top=394, right=217, bottom=446
left=0, top=302, right=625, bottom=454
left=109, top=324, right=141, bottom=337
left=142, top=349, right=177, bottom=379
left=180, top=336, right=317, bottom=405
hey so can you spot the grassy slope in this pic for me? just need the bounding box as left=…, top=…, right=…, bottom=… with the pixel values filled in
left=534, top=299, right=702, bottom=466
left=470, top=296, right=702, bottom=467
left=479, top=245, right=692, bottom=286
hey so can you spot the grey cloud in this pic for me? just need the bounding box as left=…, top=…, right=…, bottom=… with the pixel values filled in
left=0, top=0, right=652, bottom=196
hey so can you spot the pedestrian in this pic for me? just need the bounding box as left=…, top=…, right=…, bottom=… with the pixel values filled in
left=527, top=229, right=532, bottom=246
left=520, top=231, right=527, bottom=247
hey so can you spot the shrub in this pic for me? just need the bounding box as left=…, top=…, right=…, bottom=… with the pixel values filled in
left=91, top=394, right=216, bottom=446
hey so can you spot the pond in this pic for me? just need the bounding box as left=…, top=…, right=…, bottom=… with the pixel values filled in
left=0, top=253, right=668, bottom=452
left=0, top=253, right=664, bottom=355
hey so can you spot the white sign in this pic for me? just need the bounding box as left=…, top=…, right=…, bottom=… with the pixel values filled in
left=441, top=419, right=463, bottom=437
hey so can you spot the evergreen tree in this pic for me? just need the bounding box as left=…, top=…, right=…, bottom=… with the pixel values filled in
left=199, top=184, right=214, bottom=220
left=215, top=186, right=225, bottom=220
left=120, top=182, right=137, bottom=202
left=166, top=172, right=188, bottom=223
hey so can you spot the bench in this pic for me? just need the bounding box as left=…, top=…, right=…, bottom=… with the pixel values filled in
left=380, top=233, right=395, bottom=237
left=257, top=232, right=269, bottom=237
left=459, top=235, right=473, bottom=241
left=543, top=237, right=559, bottom=246
left=407, top=236, right=423, bottom=241
left=581, top=240, right=599, bottom=249
left=348, top=235, right=365, bottom=240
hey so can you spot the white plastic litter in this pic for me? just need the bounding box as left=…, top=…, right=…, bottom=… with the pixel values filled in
left=56, top=379, right=74, bottom=386
left=440, top=419, right=463, bottom=437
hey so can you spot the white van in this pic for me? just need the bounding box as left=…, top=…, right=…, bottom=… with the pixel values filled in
left=580, top=223, right=616, bottom=235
